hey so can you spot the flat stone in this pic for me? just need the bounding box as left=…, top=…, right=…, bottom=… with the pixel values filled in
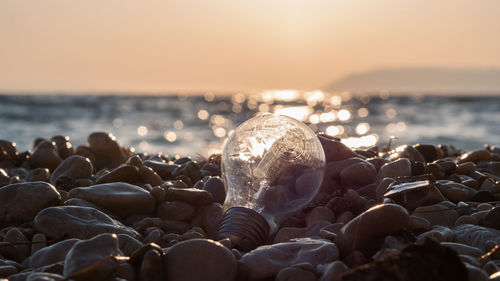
left=454, top=224, right=500, bottom=251
left=338, top=203, right=409, bottom=256
left=440, top=242, right=483, bottom=257
left=0, top=181, right=61, bottom=225
left=164, top=239, right=237, bottom=281
left=34, top=206, right=140, bottom=240
left=27, top=239, right=79, bottom=269
left=64, top=233, right=122, bottom=280
left=458, top=150, right=492, bottom=164
left=412, top=204, right=459, bottom=227
left=50, top=155, right=93, bottom=185
left=68, top=182, right=156, bottom=218
left=166, top=187, right=213, bottom=206
left=273, top=221, right=331, bottom=243
left=26, top=168, right=50, bottom=182
left=157, top=201, right=195, bottom=221
left=240, top=238, right=338, bottom=280
left=143, top=160, right=179, bottom=180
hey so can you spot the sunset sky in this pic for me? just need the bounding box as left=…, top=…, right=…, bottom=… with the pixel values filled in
left=1, top=0, right=499, bottom=93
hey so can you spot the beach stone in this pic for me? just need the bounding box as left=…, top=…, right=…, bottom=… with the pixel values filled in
left=116, top=234, right=142, bottom=257
left=157, top=201, right=195, bottom=221
left=384, top=180, right=447, bottom=210
left=166, top=187, right=213, bottom=206
left=143, top=160, right=179, bottom=180
left=63, top=233, right=122, bottom=281
left=417, top=225, right=455, bottom=242
left=455, top=215, right=479, bottom=226
left=25, top=272, right=64, bottom=281
left=202, top=176, right=226, bottom=204
left=376, top=158, right=412, bottom=182
left=319, top=261, right=348, bottom=281
left=318, top=135, right=359, bottom=162
left=0, top=181, right=61, bottom=225
left=458, top=150, right=492, bottom=164
left=240, top=238, right=338, bottom=280
left=338, top=203, right=409, bottom=256
left=138, top=248, right=164, bottom=281
left=339, top=161, right=377, bottom=189
left=412, top=203, right=459, bottom=227
left=31, top=233, right=47, bottom=255
left=454, top=224, right=500, bottom=251
left=68, top=182, right=156, bottom=218
left=26, top=168, right=50, bottom=182
left=408, top=215, right=431, bottom=231
left=441, top=242, right=482, bottom=257
left=375, top=177, right=396, bottom=201
left=51, top=135, right=74, bottom=159
left=456, top=162, right=476, bottom=175
left=27, top=239, right=79, bottom=269
left=465, top=264, right=489, bottom=281
left=0, top=139, right=18, bottom=167
left=273, top=221, right=331, bottom=243
left=30, top=141, right=62, bottom=172
left=339, top=239, right=467, bottom=281
left=413, top=144, right=442, bottom=163
left=276, top=266, right=317, bottom=281
left=164, top=239, right=236, bottom=281
left=87, top=132, right=125, bottom=170
left=470, top=190, right=495, bottom=202
left=3, top=228, right=30, bottom=262
left=190, top=203, right=223, bottom=238
left=95, top=165, right=140, bottom=184
left=307, top=206, right=335, bottom=226
left=482, top=207, right=500, bottom=229
left=471, top=210, right=489, bottom=221
left=172, top=160, right=202, bottom=183
left=0, top=265, right=18, bottom=278
left=50, top=155, right=93, bottom=185
left=34, top=206, right=140, bottom=240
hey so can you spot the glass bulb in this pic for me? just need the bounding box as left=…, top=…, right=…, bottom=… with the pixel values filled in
left=221, top=114, right=325, bottom=234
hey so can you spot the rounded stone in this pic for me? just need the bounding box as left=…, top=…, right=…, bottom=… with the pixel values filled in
left=0, top=181, right=61, bottom=224
left=67, top=182, right=156, bottom=218
left=87, top=132, right=126, bottom=170
left=157, top=201, right=195, bottom=221
left=340, top=161, right=377, bottom=189
left=50, top=155, right=93, bottom=185
left=338, top=203, right=409, bottom=256
left=34, top=205, right=139, bottom=240
left=202, top=176, right=226, bottom=205
left=30, top=141, right=62, bottom=172
left=51, top=135, right=74, bottom=159
left=376, top=158, right=412, bottom=183
left=164, top=239, right=237, bottom=281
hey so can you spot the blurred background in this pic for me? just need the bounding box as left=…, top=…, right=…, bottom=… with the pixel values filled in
left=1, top=1, right=499, bottom=156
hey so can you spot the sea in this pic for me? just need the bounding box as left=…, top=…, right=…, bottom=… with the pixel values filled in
left=0, top=91, right=498, bottom=158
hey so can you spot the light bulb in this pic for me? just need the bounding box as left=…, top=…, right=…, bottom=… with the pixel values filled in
left=217, top=114, right=325, bottom=250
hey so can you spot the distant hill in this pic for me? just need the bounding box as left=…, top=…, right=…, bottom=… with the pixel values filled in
left=325, top=67, right=500, bottom=94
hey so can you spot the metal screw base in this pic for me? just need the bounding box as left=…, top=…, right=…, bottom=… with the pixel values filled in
left=216, top=207, right=270, bottom=251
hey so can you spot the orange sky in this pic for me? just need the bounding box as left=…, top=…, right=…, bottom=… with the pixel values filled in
left=1, top=0, right=499, bottom=93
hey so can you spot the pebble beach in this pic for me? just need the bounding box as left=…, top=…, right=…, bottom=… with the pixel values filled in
left=1, top=129, right=500, bottom=281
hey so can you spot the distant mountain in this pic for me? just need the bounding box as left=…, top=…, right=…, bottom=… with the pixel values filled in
left=325, top=67, right=500, bottom=94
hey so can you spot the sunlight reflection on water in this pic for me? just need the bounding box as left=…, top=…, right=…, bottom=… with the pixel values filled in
left=0, top=91, right=498, bottom=157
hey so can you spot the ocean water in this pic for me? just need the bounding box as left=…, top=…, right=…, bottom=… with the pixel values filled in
left=0, top=92, right=498, bottom=157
